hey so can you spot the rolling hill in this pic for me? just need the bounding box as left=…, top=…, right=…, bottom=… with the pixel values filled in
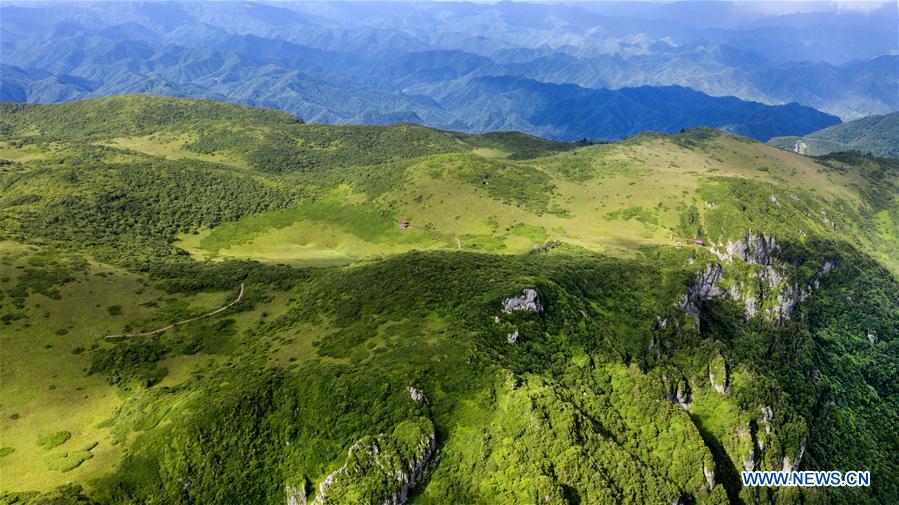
left=1, top=96, right=897, bottom=505
left=768, top=112, right=899, bottom=158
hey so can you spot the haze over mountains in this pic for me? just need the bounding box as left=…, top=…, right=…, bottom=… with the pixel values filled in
left=2, top=3, right=898, bottom=503
left=2, top=1, right=896, bottom=141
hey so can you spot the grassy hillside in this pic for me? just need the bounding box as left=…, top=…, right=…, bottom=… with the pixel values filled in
left=768, top=112, right=899, bottom=158
left=1, top=96, right=897, bottom=505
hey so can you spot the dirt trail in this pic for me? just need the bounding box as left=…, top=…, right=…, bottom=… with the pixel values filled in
left=105, top=282, right=245, bottom=339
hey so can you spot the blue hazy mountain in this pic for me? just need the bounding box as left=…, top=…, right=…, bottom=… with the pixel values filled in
left=2, top=1, right=896, bottom=140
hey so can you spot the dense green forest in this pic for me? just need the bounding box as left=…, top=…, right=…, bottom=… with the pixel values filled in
left=0, top=96, right=896, bottom=505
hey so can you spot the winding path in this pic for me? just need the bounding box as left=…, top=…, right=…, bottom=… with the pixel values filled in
left=104, top=282, right=245, bottom=339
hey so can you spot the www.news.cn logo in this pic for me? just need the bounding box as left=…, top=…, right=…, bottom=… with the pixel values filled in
left=741, top=471, right=870, bottom=487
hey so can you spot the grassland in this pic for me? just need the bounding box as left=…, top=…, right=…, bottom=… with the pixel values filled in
left=165, top=128, right=891, bottom=271
left=0, top=241, right=295, bottom=491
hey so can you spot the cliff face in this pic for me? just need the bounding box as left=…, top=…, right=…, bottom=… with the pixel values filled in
left=685, top=231, right=836, bottom=323
left=680, top=263, right=726, bottom=322
left=298, top=417, right=436, bottom=505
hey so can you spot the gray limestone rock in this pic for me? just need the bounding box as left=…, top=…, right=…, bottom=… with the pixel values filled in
left=702, top=461, right=716, bottom=490
left=679, top=263, right=725, bottom=321
left=310, top=419, right=436, bottom=505
left=502, top=289, right=543, bottom=314
left=725, top=231, right=777, bottom=266
left=781, top=440, right=806, bottom=473
left=408, top=386, right=426, bottom=403
left=709, top=355, right=729, bottom=395
left=286, top=483, right=307, bottom=505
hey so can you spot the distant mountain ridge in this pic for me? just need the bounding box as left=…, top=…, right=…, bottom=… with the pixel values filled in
left=0, top=59, right=841, bottom=142
left=2, top=1, right=895, bottom=139
left=768, top=112, right=899, bottom=158
left=428, top=76, right=840, bottom=141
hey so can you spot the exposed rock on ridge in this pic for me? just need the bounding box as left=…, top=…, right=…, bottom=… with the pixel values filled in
left=781, top=440, right=806, bottom=473
left=679, top=263, right=725, bottom=322
left=304, top=418, right=436, bottom=505
left=684, top=232, right=836, bottom=323
left=287, top=483, right=308, bottom=505
left=502, top=289, right=543, bottom=314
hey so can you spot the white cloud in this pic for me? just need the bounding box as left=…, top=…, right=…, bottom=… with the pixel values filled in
left=736, top=1, right=889, bottom=15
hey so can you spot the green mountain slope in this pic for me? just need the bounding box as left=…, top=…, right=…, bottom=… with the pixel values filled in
left=1, top=96, right=897, bottom=505
left=768, top=112, right=899, bottom=158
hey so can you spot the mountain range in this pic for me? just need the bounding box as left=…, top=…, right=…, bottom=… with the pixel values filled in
left=1, top=3, right=897, bottom=504
left=2, top=1, right=896, bottom=140
left=1, top=95, right=896, bottom=505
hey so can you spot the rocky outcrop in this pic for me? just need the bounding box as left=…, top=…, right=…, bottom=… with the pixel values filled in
left=310, top=418, right=436, bottom=505
left=709, top=371, right=727, bottom=394
left=502, top=289, right=543, bottom=314
left=781, top=440, right=806, bottom=473
left=506, top=329, right=519, bottom=344
left=744, top=405, right=775, bottom=472
left=737, top=422, right=756, bottom=472
left=725, top=232, right=777, bottom=266
left=768, top=284, right=797, bottom=322
left=287, top=483, right=308, bottom=505
left=407, top=386, right=426, bottom=403
left=668, top=377, right=691, bottom=409
left=696, top=232, right=836, bottom=322
left=648, top=334, right=674, bottom=360
left=743, top=446, right=756, bottom=472
left=702, top=461, right=716, bottom=490
left=793, top=139, right=808, bottom=155
left=709, top=355, right=729, bottom=395
left=679, top=263, right=725, bottom=322
left=759, top=406, right=773, bottom=440
left=727, top=282, right=757, bottom=319
left=675, top=381, right=691, bottom=407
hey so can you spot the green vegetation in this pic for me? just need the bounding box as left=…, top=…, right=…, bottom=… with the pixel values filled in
left=37, top=431, right=72, bottom=450
left=1, top=96, right=896, bottom=505
left=43, top=443, right=98, bottom=472
left=768, top=112, right=899, bottom=158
